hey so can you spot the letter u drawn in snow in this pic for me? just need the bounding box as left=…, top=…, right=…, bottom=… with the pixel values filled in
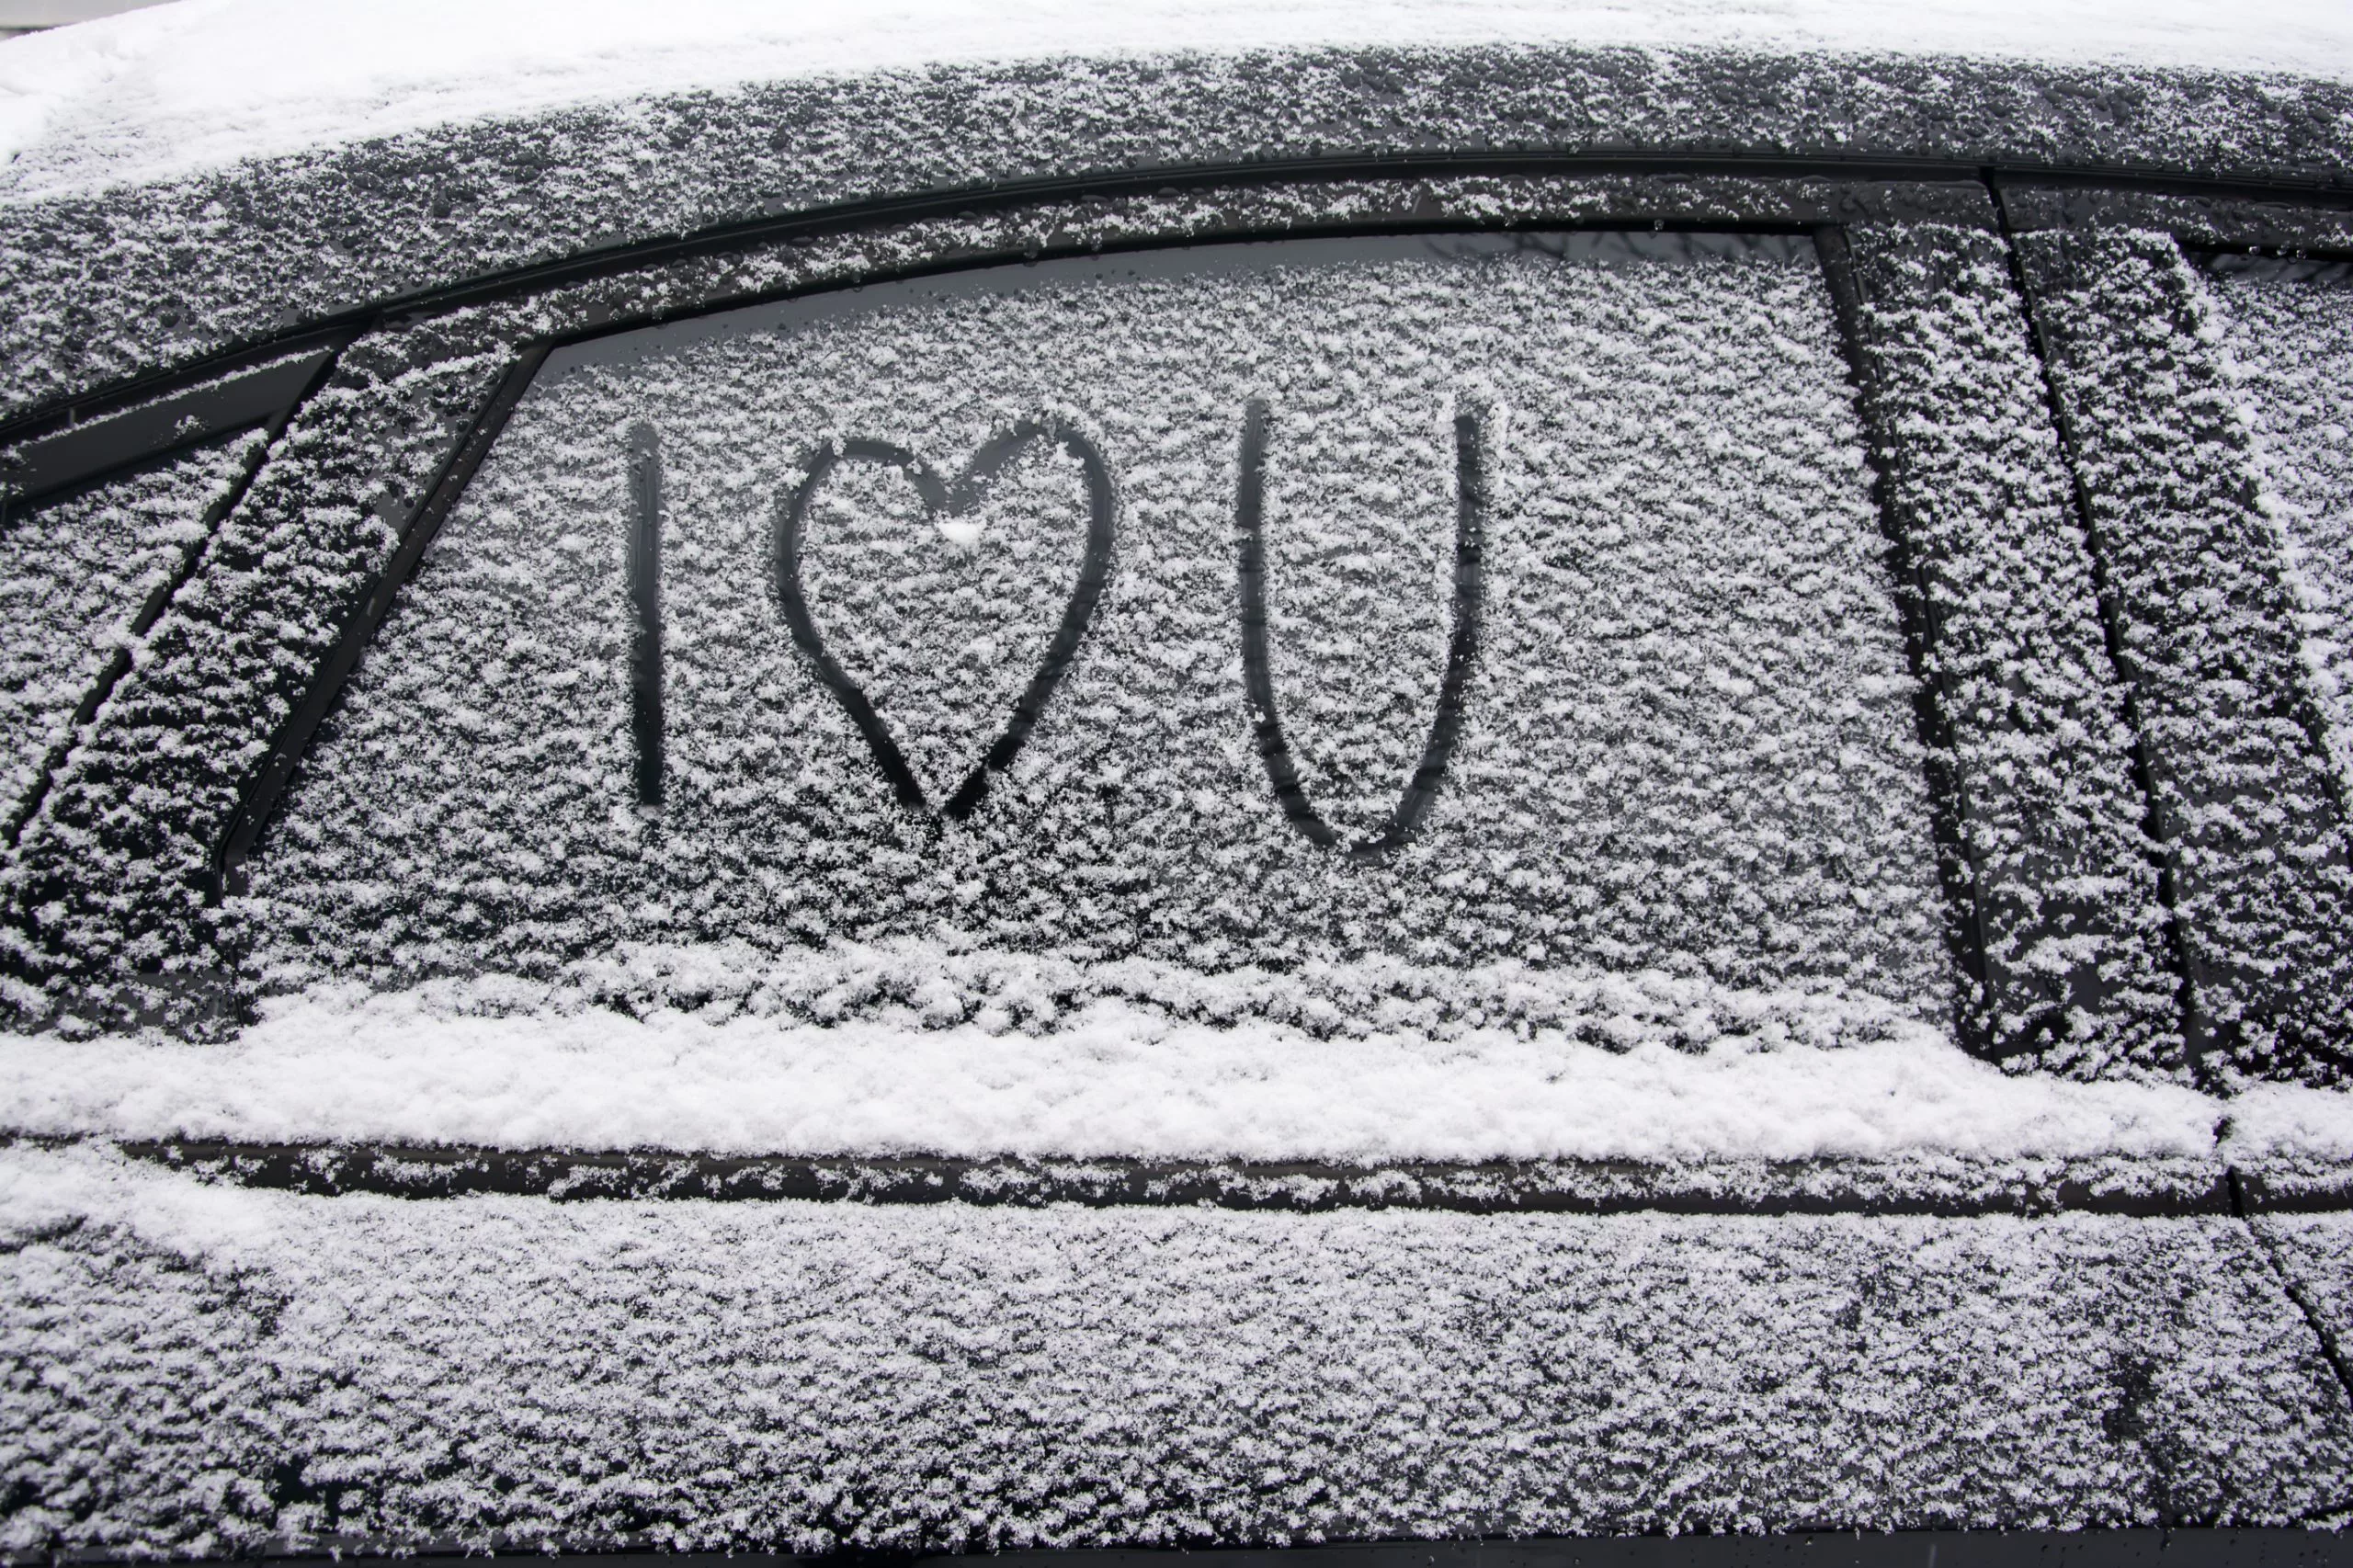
left=1233, top=398, right=1486, bottom=858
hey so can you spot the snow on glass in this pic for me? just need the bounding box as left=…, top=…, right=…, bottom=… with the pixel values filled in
left=0, top=434, right=259, bottom=825
left=2208, top=260, right=2353, bottom=798
left=246, top=233, right=1950, bottom=1033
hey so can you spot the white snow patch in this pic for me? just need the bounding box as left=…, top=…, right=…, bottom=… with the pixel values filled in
left=2223, top=1081, right=2353, bottom=1164
left=2, top=0, right=2351, bottom=203
left=0, top=970, right=2225, bottom=1162
left=0, top=1135, right=284, bottom=1258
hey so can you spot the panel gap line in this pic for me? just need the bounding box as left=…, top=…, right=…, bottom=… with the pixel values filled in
left=2228, top=1165, right=2353, bottom=1418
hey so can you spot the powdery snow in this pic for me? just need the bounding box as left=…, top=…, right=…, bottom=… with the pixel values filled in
left=2209, top=259, right=2353, bottom=801
left=2253, top=1210, right=2353, bottom=1352
left=0, top=954, right=2244, bottom=1162
left=0, top=432, right=259, bottom=824
left=2223, top=1083, right=2353, bottom=1165
left=2018, top=229, right=2353, bottom=1085
left=3, top=1139, right=2347, bottom=1553
left=0, top=310, right=527, bottom=1022
left=4, top=0, right=2353, bottom=204
left=1829, top=221, right=2181, bottom=1076
left=4, top=7, right=2353, bottom=1553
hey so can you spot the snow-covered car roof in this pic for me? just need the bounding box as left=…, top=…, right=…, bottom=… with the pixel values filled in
left=6, top=0, right=2353, bottom=1557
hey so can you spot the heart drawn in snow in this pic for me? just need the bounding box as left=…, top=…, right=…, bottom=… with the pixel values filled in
left=775, top=418, right=1116, bottom=821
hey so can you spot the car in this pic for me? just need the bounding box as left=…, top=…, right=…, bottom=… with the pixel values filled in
left=5, top=0, right=2353, bottom=1557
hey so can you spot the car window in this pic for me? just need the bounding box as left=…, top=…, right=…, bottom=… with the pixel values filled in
left=244, top=232, right=1946, bottom=1028
left=2207, top=255, right=2353, bottom=797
